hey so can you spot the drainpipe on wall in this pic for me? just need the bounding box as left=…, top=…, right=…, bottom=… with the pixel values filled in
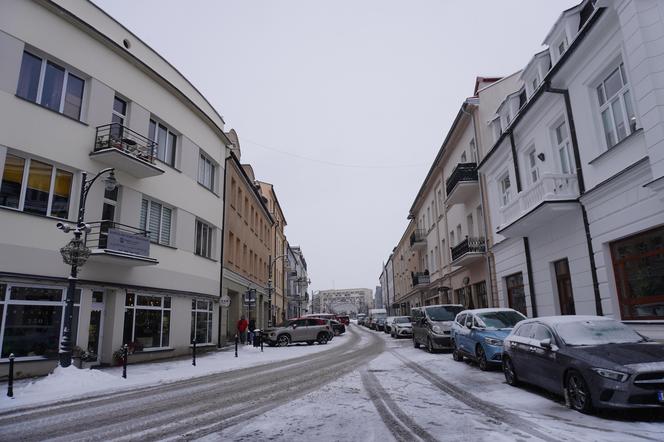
left=218, top=152, right=230, bottom=348
left=523, top=237, right=538, bottom=317
left=544, top=83, right=603, bottom=316
left=462, top=99, right=496, bottom=307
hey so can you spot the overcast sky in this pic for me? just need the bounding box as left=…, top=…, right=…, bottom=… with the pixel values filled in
left=93, top=0, right=579, bottom=295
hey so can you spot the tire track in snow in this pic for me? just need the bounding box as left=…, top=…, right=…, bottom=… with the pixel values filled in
left=390, top=350, right=560, bottom=442
left=361, top=369, right=438, bottom=442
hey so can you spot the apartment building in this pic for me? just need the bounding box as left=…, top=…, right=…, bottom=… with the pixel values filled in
left=312, top=288, right=373, bottom=315
left=221, top=133, right=273, bottom=340
left=257, top=181, right=287, bottom=325
left=390, top=221, right=418, bottom=315
left=0, top=0, right=228, bottom=376
left=478, top=0, right=664, bottom=338
left=286, top=245, right=308, bottom=318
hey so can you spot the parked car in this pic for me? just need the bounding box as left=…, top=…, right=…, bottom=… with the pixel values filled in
left=264, top=318, right=333, bottom=347
left=412, top=304, right=464, bottom=352
left=330, top=320, right=346, bottom=335
left=502, top=315, right=664, bottom=413
left=368, top=308, right=387, bottom=330
left=383, top=316, right=396, bottom=333
left=390, top=316, right=412, bottom=338
left=357, top=314, right=366, bottom=326
left=451, top=308, right=526, bottom=370
left=338, top=315, right=350, bottom=326
left=375, top=317, right=387, bottom=331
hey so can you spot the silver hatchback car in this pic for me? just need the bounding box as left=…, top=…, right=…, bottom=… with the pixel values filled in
left=264, top=318, right=333, bottom=347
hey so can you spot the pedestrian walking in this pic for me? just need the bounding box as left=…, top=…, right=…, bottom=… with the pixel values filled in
left=248, top=318, right=256, bottom=345
left=237, top=315, right=248, bottom=344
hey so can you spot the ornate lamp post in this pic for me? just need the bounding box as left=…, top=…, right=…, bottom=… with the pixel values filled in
left=57, top=168, right=117, bottom=367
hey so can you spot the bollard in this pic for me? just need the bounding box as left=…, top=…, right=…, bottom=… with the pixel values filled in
left=7, top=353, right=14, bottom=398
left=234, top=334, right=239, bottom=358
left=122, top=344, right=128, bottom=379
left=260, top=330, right=264, bottom=352
left=192, top=339, right=197, bottom=366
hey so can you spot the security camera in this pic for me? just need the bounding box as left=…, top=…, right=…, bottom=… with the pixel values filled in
left=78, top=223, right=92, bottom=234
left=56, top=222, right=72, bottom=233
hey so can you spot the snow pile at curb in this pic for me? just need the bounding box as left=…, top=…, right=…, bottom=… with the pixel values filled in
left=20, top=365, right=127, bottom=398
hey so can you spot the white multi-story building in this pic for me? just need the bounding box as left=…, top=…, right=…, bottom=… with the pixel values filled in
left=0, top=0, right=229, bottom=376
left=313, top=288, right=373, bottom=315
left=479, top=0, right=664, bottom=338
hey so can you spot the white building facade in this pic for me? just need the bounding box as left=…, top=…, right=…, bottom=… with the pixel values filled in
left=479, top=0, right=664, bottom=338
left=0, top=0, right=229, bottom=376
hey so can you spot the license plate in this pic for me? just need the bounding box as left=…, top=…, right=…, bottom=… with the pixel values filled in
left=658, top=391, right=664, bottom=403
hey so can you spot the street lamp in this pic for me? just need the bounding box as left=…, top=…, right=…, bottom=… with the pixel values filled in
left=57, top=168, right=117, bottom=367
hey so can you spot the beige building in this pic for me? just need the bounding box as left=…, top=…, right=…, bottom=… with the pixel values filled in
left=221, top=132, right=273, bottom=341
left=257, top=181, right=287, bottom=324
left=391, top=221, right=419, bottom=315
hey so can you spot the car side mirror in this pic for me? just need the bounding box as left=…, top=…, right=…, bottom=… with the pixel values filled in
left=292, top=324, right=298, bottom=329
left=466, top=323, right=472, bottom=329
left=540, top=338, right=552, bottom=349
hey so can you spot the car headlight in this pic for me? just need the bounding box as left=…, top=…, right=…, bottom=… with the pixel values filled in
left=432, top=325, right=443, bottom=334
left=484, top=337, right=503, bottom=346
left=591, top=368, right=629, bottom=382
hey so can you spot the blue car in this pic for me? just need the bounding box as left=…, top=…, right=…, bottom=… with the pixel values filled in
left=451, top=308, right=526, bottom=371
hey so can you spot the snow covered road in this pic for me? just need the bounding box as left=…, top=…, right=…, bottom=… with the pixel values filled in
left=1, top=325, right=663, bottom=441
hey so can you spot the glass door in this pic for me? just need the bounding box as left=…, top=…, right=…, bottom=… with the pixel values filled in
left=554, top=259, right=576, bottom=315
left=87, top=290, right=105, bottom=364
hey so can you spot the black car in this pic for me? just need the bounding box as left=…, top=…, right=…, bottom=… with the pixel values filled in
left=330, top=320, right=346, bottom=336
left=502, top=315, right=664, bottom=413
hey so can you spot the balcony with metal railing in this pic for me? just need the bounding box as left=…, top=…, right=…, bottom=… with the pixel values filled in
left=412, top=272, right=431, bottom=287
left=450, top=236, right=486, bottom=267
left=84, top=220, right=158, bottom=266
left=498, top=173, right=580, bottom=238
left=445, top=163, right=478, bottom=206
left=409, top=229, right=427, bottom=249
left=90, top=123, right=165, bottom=178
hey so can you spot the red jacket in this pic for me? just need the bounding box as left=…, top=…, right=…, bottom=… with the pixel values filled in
left=237, top=319, right=248, bottom=332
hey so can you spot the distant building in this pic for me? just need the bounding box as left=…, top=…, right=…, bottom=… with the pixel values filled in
left=286, top=245, right=309, bottom=318
left=374, top=286, right=383, bottom=309
left=312, top=288, right=373, bottom=315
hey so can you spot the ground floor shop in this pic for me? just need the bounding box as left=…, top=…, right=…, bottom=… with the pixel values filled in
left=0, top=275, right=219, bottom=379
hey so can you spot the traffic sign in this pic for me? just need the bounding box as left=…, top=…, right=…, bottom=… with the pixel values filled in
left=220, top=295, right=231, bottom=308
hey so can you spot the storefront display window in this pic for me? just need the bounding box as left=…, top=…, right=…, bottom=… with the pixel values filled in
left=123, top=293, right=171, bottom=349
left=611, top=226, right=664, bottom=320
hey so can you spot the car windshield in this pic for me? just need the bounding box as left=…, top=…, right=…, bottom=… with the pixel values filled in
left=554, top=319, right=646, bottom=346
left=477, top=311, right=526, bottom=329
left=394, top=317, right=410, bottom=323
left=426, top=306, right=463, bottom=321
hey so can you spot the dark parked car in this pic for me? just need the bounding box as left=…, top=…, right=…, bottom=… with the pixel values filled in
left=375, top=317, right=387, bottom=331
left=338, top=315, right=350, bottom=326
left=412, top=304, right=464, bottom=352
left=502, top=315, right=664, bottom=413
left=330, top=320, right=346, bottom=335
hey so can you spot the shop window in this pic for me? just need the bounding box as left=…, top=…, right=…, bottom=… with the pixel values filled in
left=506, top=273, right=527, bottom=316
left=191, top=299, right=213, bottom=344
left=611, top=226, right=664, bottom=320
left=123, top=293, right=171, bottom=349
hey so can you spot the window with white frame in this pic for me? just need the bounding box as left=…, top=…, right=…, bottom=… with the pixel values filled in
left=140, top=198, right=173, bottom=246
left=527, top=147, right=539, bottom=184
left=554, top=121, right=574, bottom=174
left=16, top=51, right=85, bottom=120
left=499, top=173, right=512, bottom=206
left=123, top=293, right=171, bottom=349
left=0, top=284, right=80, bottom=359
left=148, top=119, right=177, bottom=167
left=198, top=153, right=215, bottom=191
left=461, top=151, right=467, bottom=163
left=470, top=139, right=477, bottom=163
left=191, top=298, right=213, bottom=344
left=110, top=96, right=127, bottom=140
left=0, top=152, right=73, bottom=218
left=596, top=62, right=637, bottom=149
left=195, top=219, right=213, bottom=259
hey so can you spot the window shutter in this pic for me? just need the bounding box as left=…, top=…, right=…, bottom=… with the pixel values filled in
left=140, top=199, right=148, bottom=232
left=161, top=206, right=172, bottom=245
left=149, top=201, right=162, bottom=243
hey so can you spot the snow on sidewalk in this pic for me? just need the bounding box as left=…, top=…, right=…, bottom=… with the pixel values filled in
left=0, top=335, right=347, bottom=412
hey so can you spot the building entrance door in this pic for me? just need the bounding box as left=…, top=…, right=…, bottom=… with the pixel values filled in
left=554, top=259, right=576, bottom=315
left=87, top=290, right=105, bottom=364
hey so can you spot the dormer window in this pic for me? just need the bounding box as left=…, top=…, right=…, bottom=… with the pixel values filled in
left=531, top=75, right=539, bottom=94
left=557, top=37, right=568, bottom=57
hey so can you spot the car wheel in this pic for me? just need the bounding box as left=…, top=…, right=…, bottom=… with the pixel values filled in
left=317, top=333, right=329, bottom=345
left=502, top=356, right=519, bottom=386
left=277, top=334, right=290, bottom=347
left=427, top=337, right=435, bottom=353
left=413, top=338, right=420, bottom=349
left=565, top=370, right=593, bottom=413
left=306, top=341, right=314, bottom=345
left=452, top=345, right=464, bottom=362
left=476, top=345, right=488, bottom=371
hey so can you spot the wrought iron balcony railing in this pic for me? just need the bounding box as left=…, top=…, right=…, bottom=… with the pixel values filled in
left=409, top=229, right=427, bottom=247
left=84, top=220, right=151, bottom=257
left=451, top=236, right=486, bottom=262
left=94, top=123, right=157, bottom=164
left=445, top=162, right=478, bottom=196
left=412, top=272, right=430, bottom=286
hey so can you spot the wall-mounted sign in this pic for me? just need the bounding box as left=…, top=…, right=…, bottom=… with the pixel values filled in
left=107, top=228, right=150, bottom=256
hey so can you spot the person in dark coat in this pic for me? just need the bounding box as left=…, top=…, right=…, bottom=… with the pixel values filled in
left=248, top=318, right=256, bottom=345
